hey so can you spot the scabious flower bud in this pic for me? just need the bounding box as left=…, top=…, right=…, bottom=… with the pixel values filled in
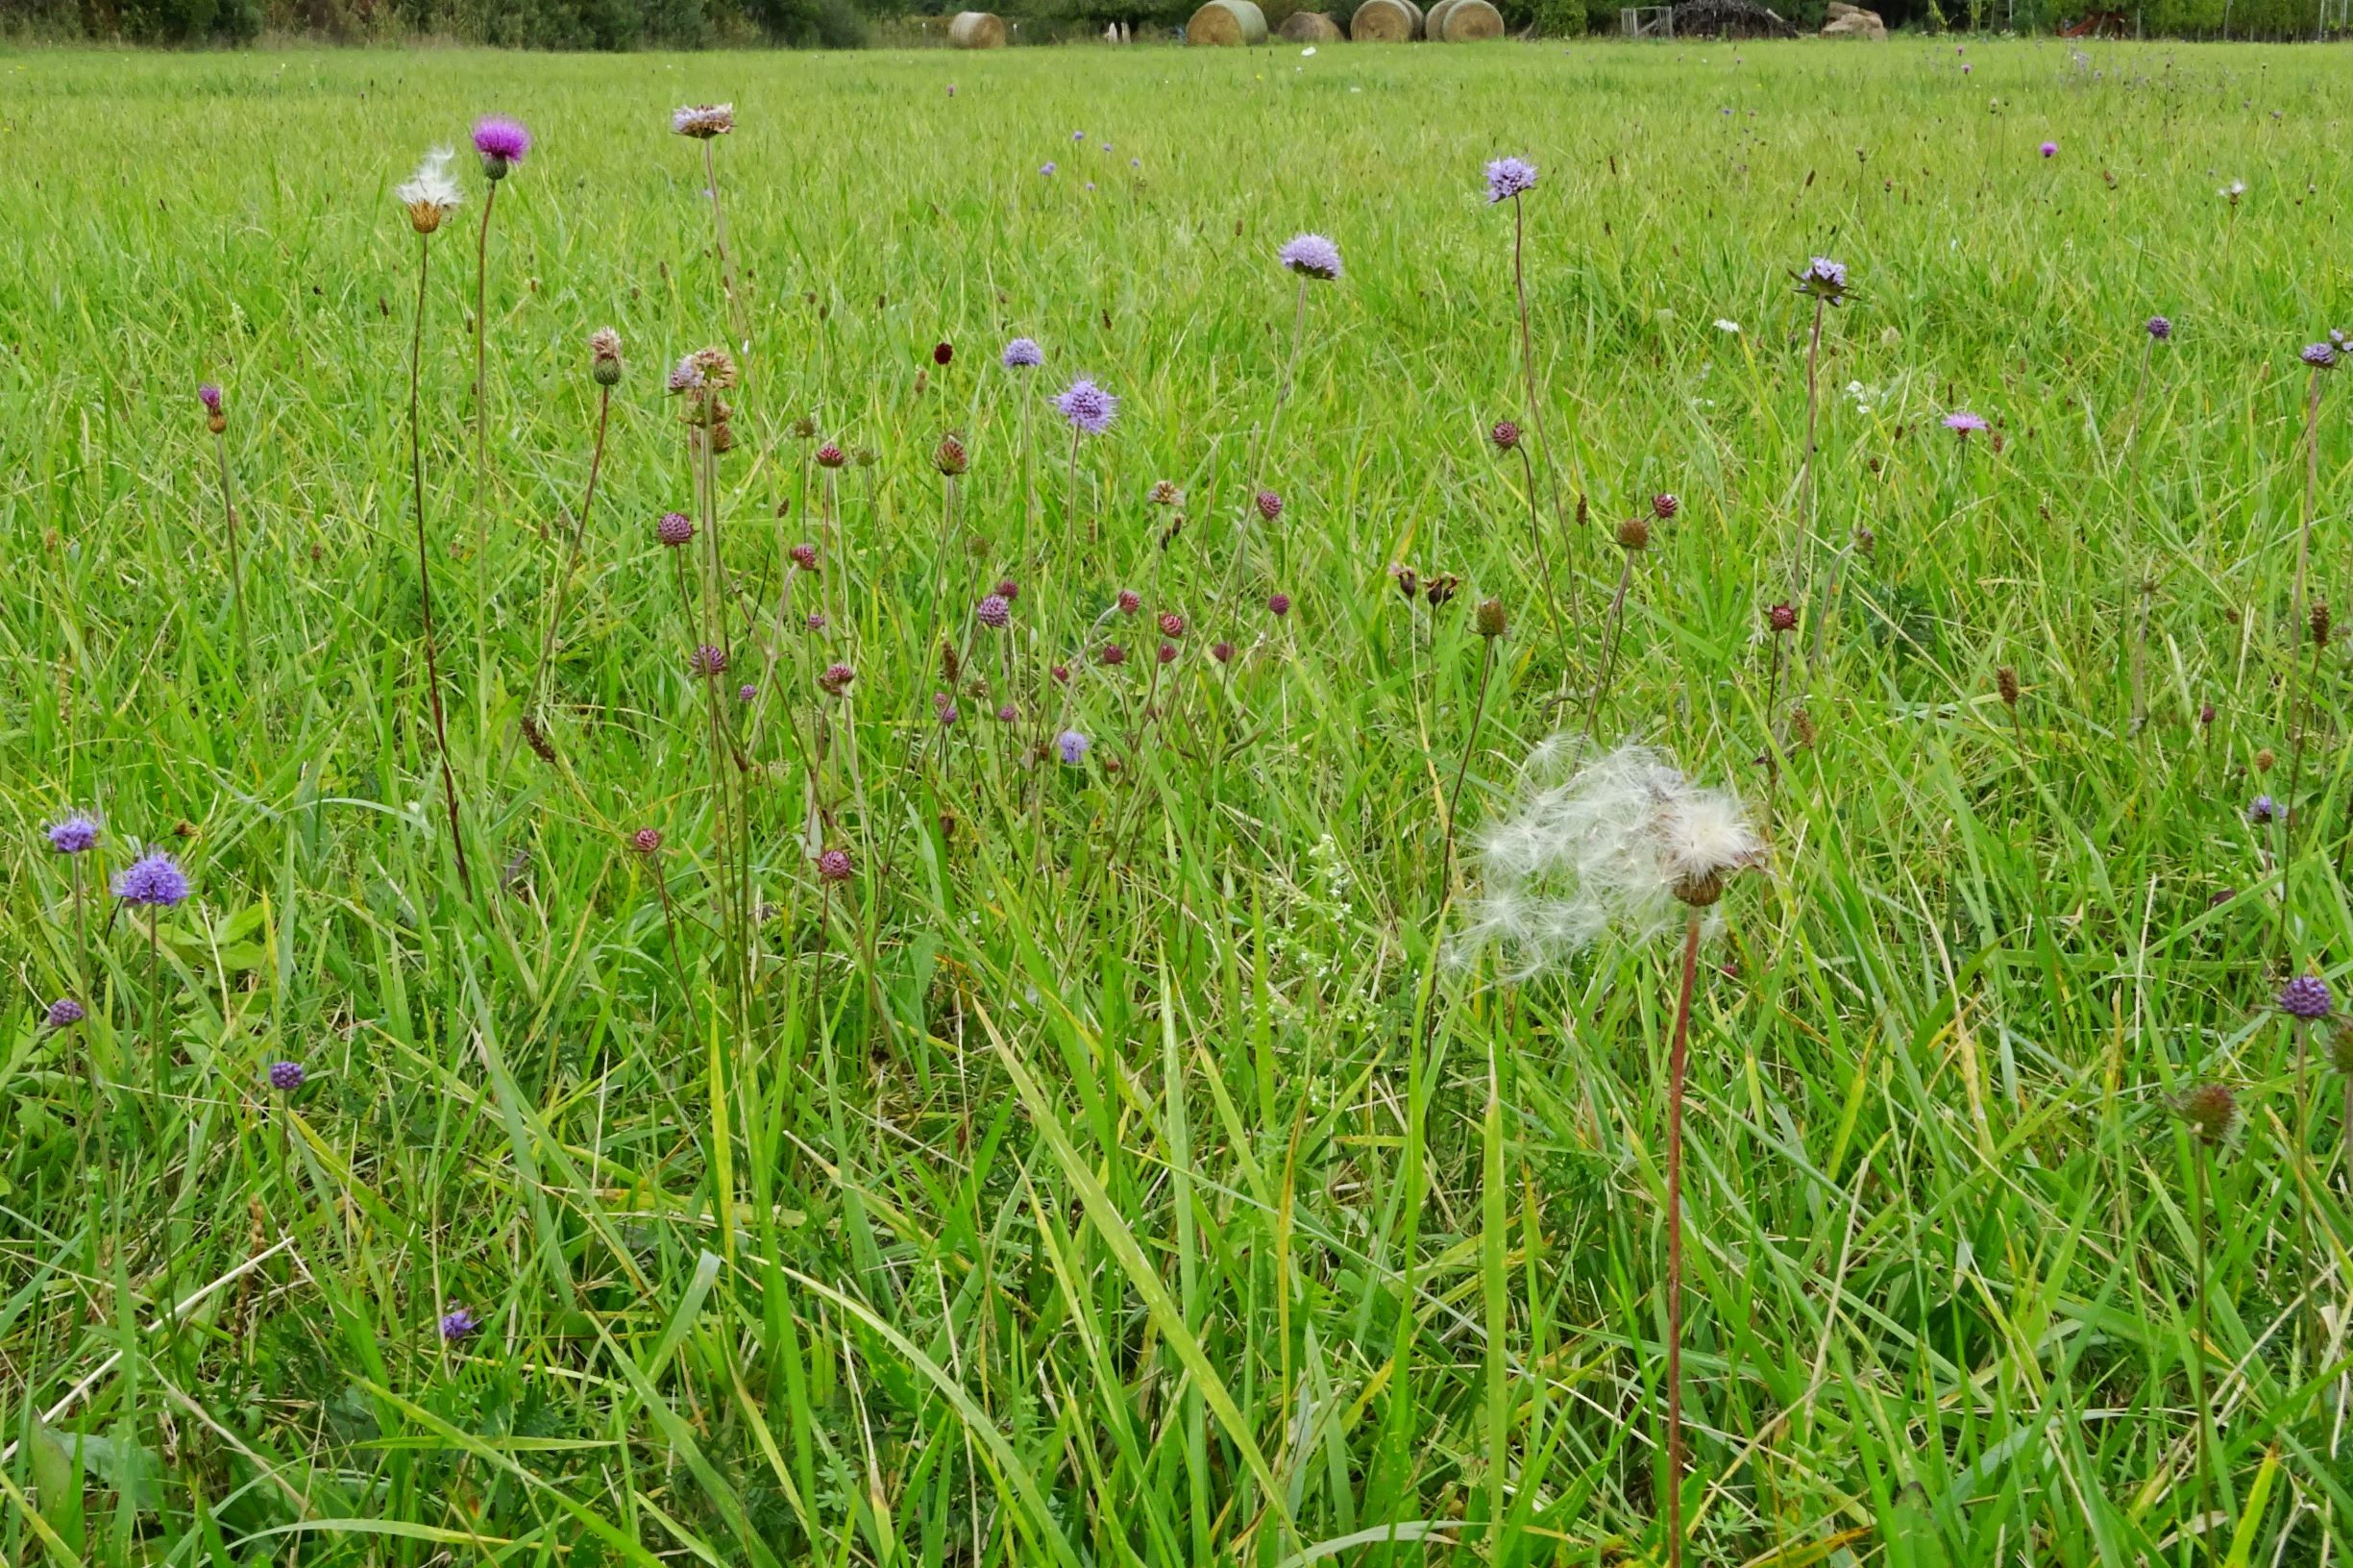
left=2172, top=1082, right=2240, bottom=1146
left=818, top=847, right=854, bottom=882
left=1476, top=597, right=1507, bottom=639
left=45, top=998, right=85, bottom=1030
left=1213, top=640, right=1236, bottom=663
left=1116, top=590, right=1141, bottom=615
left=993, top=578, right=1019, bottom=601
left=1768, top=601, right=1797, bottom=633
left=691, top=644, right=727, bottom=677
left=1268, top=592, right=1291, bottom=617
left=1158, top=611, right=1186, bottom=639
left=817, top=444, right=847, bottom=470
left=1652, top=493, right=1679, bottom=521
left=1158, top=642, right=1178, bottom=665
left=976, top=594, right=1012, bottom=628
left=1255, top=490, right=1284, bottom=522
left=658, top=511, right=694, bottom=548
left=2280, top=974, right=2334, bottom=1020
left=819, top=661, right=855, bottom=695
left=790, top=542, right=819, bottom=572
left=268, top=1060, right=306, bottom=1090
left=630, top=827, right=663, bottom=854
left=1101, top=643, right=1128, bottom=667
left=1489, top=420, right=1521, bottom=452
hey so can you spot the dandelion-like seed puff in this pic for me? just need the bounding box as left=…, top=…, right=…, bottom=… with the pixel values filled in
left=1458, top=740, right=1766, bottom=976
left=396, top=147, right=463, bottom=234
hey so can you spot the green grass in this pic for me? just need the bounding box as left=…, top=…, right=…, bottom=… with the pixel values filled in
left=5, top=32, right=2353, bottom=1565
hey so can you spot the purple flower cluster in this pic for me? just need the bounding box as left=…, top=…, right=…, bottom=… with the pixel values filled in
left=1055, top=379, right=1118, bottom=435
left=2146, top=316, right=2172, bottom=341
left=1057, top=730, right=1091, bottom=765
left=976, top=594, right=1012, bottom=628
left=268, top=1060, right=307, bottom=1090
left=2281, top=975, right=2334, bottom=1020
left=1279, top=233, right=1342, bottom=282
left=46, top=998, right=85, bottom=1030
left=1943, top=410, right=1989, bottom=437
left=114, top=851, right=189, bottom=908
left=1483, top=156, right=1537, bottom=204
left=472, top=115, right=532, bottom=179
left=440, top=1307, right=480, bottom=1341
left=47, top=812, right=99, bottom=854
left=1002, top=336, right=1043, bottom=369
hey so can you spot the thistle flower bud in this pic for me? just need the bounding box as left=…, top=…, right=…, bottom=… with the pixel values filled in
left=1489, top=420, right=1521, bottom=452
left=819, top=661, right=855, bottom=695
left=933, top=432, right=968, bottom=477
left=1116, top=589, right=1141, bottom=614
left=1100, top=643, right=1128, bottom=666
left=630, top=827, right=663, bottom=855
left=1615, top=516, right=1651, bottom=552
left=1157, top=641, right=1178, bottom=665
left=1476, top=597, right=1507, bottom=639
left=817, top=443, right=846, bottom=470
left=1425, top=573, right=1459, bottom=607
left=589, top=327, right=623, bottom=386
left=1255, top=489, right=1284, bottom=522
left=691, top=644, right=727, bottom=678
left=1996, top=666, right=2020, bottom=707
left=1652, top=492, right=1679, bottom=521
left=1213, top=640, right=1236, bottom=663
left=818, top=847, right=854, bottom=882
left=790, top=542, right=819, bottom=571
left=1158, top=611, right=1186, bottom=638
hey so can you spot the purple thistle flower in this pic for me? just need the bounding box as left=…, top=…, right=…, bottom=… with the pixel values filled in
left=268, top=1060, right=306, bottom=1090
left=472, top=115, right=531, bottom=179
left=2249, top=794, right=2281, bottom=824
left=1057, top=730, right=1091, bottom=765
left=1002, top=337, right=1043, bottom=370
left=2281, top=974, right=2334, bottom=1020
left=1484, top=156, right=1537, bottom=204
left=995, top=702, right=1019, bottom=723
left=2146, top=315, right=2172, bottom=341
left=976, top=594, right=1012, bottom=628
left=46, top=812, right=100, bottom=855
left=1279, top=233, right=1342, bottom=282
left=657, top=511, right=695, bottom=548
left=440, top=1307, right=480, bottom=1341
left=113, top=851, right=189, bottom=908
left=1943, top=410, right=1990, bottom=437
left=738, top=683, right=757, bottom=702
left=2303, top=342, right=2338, bottom=370
left=1055, top=379, right=1118, bottom=435
left=818, top=847, right=854, bottom=882
left=45, top=998, right=85, bottom=1030
left=198, top=382, right=223, bottom=417
left=934, top=692, right=960, bottom=725
left=2038, top=139, right=2057, bottom=158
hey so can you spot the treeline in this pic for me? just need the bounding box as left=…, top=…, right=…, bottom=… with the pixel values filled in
left=8, top=0, right=2337, bottom=46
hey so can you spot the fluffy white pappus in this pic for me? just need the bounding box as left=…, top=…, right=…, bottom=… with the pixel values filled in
left=396, top=147, right=463, bottom=216
left=1455, top=739, right=1764, bottom=977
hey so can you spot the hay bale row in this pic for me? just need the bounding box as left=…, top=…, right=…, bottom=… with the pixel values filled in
left=947, top=9, right=1005, bottom=46
left=1348, top=0, right=1420, bottom=37
left=1187, top=0, right=1269, bottom=40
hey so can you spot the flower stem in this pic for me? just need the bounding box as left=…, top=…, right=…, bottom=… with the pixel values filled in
left=1442, top=634, right=1496, bottom=886
left=212, top=429, right=247, bottom=670
left=408, top=233, right=474, bottom=900
left=1663, top=906, right=1703, bottom=1568
left=704, top=140, right=748, bottom=356
left=523, top=383, right=612, bottom=740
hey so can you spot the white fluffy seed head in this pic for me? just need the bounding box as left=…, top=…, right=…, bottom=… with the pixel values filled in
left=1457, top=739, right=1764, bottom=976
left=396, top=147, right=463, bottom=233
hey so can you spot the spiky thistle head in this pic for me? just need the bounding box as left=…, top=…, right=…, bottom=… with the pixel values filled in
left=2172, top=1083, right=2241, bottom=1147
left=472, top=114, right=531, bottom=179
left=589, top=327, right=624, bottom=385
left=1458, top=741, right=1766, bottom=976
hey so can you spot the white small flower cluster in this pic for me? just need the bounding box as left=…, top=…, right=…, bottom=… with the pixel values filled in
left=1458, top=740, right=1764, bottom=977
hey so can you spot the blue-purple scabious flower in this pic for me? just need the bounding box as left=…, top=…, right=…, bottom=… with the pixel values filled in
left=976, top=594, right=1012, bottom=628
left=1002, top=337, right=1043, bottom=370
left=1057, top=730, right=1091, bottom=766
left=2303, top=341, right=2338, bottom=370
left=440, top=1307, right=480, bottom=1341
left=46, top=812, right=99, bottom=855
left=472, top=115, right=531, bottom=180
left=2281, top=975, right=2334, bottom=1020
left=2248, top=795, right=2281, bottom=825
left=1279, top=233, right=1342, bottom=282
left=1040, top=161, right=1057, bottom=177
left=268, top=1060, right=306, bottom=1090
left=1942, top=410, right=1989, bottom=438
left=1055, top=379, right=1118, bottom=435
left=1484, top=156, right=1537, bottom=204
left=45, top=998, right=85, bottom=1030
left=114, top=851, right=190, bottom=909
left=1794, top=256, right=1848, bottom=304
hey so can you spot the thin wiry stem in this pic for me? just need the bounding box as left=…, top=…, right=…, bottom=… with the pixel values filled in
left=1798, top=295, right=1824, bottom=603
left=1663, top=906, right=1703, bottom=1568
left=211, top=429, right=247, bottom=668
left=1515, top=443, right=1566, bottom=671
left=1442, top=634, right=1497, bottom=886
left=473, top=179, right=503, bottom=551
left=1583, top=550, right=1637, bottom=738
left=524, top=383, right=612, bottom=741
left=1510, top=194, right=1576, bottom=605
left=704, top=140, right=748, bottom=355
left=2191, top=1140, right=2209, bottom=1546
left=408, top=233, right=474, bottom=899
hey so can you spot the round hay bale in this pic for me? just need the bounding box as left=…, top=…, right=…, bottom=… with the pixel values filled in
left=1278, top=9, right=1344, bottom=37
left=1424, top=0, right=1460, bottom=35
left=946, top=10, right=1006, bottom=46
left=1256, top=0, right=1319, bottom=23
left=1188, top=0, right=1269, bottom=42
left=1350, top=0, right=1421, bottom=38
left=1438, top=0, right=1503, bottom=36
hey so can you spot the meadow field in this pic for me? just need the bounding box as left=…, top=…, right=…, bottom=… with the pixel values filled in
left=6, top=33, right=2353, bottom=1565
